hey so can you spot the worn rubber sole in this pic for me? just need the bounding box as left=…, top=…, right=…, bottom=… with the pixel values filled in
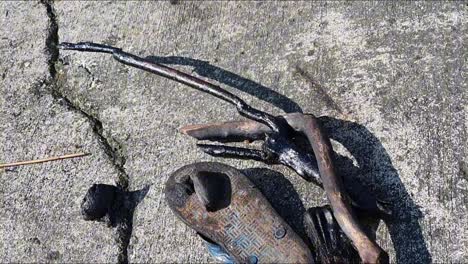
left=165, top=162, right=314, bottom=263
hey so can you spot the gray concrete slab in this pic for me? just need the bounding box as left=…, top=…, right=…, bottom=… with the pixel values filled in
left=1, top=1, right=467, bottom=263
left=1, top=2, right=119, bottom=263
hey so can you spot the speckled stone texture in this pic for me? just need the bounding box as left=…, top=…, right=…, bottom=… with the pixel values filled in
left=1, top=1, right=467, bottom=263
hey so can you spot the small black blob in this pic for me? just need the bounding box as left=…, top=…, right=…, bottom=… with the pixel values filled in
left=81, top=184, right=118, bottom=221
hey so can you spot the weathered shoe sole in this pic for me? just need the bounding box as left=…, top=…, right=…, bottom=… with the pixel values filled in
left=165, top=162, right=314, bottom=263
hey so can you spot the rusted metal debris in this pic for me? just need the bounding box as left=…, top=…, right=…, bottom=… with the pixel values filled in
left=60, top=42, right=389, bottom=263
left=165, top=162, right=314, bottom=263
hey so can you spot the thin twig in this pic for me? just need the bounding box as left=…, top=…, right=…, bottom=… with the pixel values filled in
left=294, top=65, right=345, bottom=115
left=0, top=152, right=90, bottom=169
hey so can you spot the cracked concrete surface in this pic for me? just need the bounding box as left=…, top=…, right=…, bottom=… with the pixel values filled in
left=1, top=1, right=467, bottom=263
left=1, top=2, right=119, bottom=262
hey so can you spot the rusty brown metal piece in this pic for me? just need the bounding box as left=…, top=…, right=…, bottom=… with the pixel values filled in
left=284, top=113, right=388, bottom=263
left=183, top=114, right=389, bottom=263
left=181, top=117, right=390, bottom=217
left=180, top=120, right=270, bottom=142
left=165, top=162, right=314, bottom=263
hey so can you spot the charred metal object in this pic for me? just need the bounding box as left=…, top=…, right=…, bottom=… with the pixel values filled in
left=60, top=42, right=388, bottom=263
left=304, top=205, right=361, bottom=263
left=165, top=162, right=314, bottom=263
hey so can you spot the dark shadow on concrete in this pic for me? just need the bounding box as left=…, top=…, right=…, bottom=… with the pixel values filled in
left=80, top=184, right=150, bottom=264
left=146, top=56, right=431, bottom=263
left=319, top=117, right=431, bottom=263
left=241, top=168, right=308, bottom=244
left=118, top=185, right=151, bottom=264
left=146, top=56, right=303, bottom=114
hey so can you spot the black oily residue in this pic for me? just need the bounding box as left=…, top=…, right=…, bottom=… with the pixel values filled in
left=81, top=184, right=150, bottom=264
left=81, top=184, right=123, bottom=226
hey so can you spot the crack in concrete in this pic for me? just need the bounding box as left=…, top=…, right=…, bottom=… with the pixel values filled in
left=40, top=0, right=129, bottom=190
left=49, top=82, right=130, bottom=189
left=40, top=1, right=133, bottom=262
left=41, top=0, right=59, bottom=79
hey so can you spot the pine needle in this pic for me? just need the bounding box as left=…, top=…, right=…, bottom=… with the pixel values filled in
left=0, top=152, right=90, bottom=169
